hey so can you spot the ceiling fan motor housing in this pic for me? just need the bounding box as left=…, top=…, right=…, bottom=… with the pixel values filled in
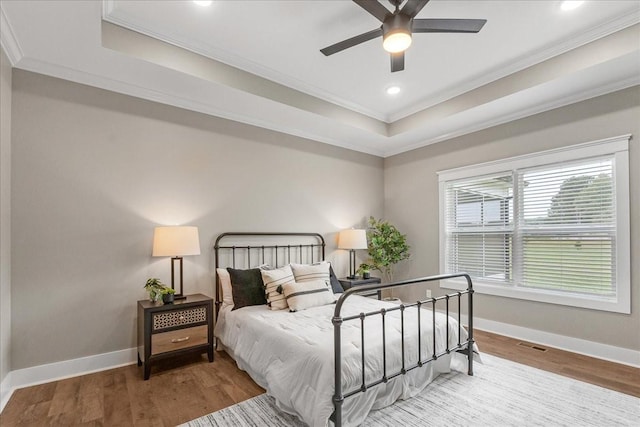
left=383, top=13, right=412, bottom=37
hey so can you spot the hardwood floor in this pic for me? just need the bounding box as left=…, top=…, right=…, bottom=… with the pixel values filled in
left=474, top=329, right=640, bottom=397
left=1, top=330, right=638, bottom=426
left=0, top=352, right=264, bottom=427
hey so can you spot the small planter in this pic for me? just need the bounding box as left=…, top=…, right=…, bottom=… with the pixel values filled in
left=358, top=263, right=372, bottom=280
left=145, top=278, right=175, bottom=304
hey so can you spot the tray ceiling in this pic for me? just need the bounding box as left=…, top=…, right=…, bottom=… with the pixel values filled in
left=1, top=1, right=639, bottom=157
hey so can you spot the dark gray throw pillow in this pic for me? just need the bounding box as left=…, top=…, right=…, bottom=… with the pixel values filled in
left=227, top=267, right=267, bottom=311
left=329, top=265, right=344, bottom=293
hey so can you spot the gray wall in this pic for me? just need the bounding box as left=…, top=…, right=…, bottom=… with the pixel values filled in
left=384, top=86, right=640, bottom=351
left=0, top=47, right=12, bottom=384
left=6, top=68, right=639, bottom=372
left=10, top=70, right=384, bottom=370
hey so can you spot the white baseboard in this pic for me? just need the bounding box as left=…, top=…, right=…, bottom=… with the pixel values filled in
left=0, top=347, right=137, bottom=413
left=1, top=317, right=639, bottom=414
left=1, top=371, right=12, bottom=413
left=465, top=315, right=640, bottom=368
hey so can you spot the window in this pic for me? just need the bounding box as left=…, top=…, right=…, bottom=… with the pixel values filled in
left=438, top=135, right=630, bottom=313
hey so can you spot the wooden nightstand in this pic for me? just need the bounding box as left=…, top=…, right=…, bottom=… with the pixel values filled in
left=339, top=277, right=382, bottom=299
left=137, top=293, right=213, bottom=380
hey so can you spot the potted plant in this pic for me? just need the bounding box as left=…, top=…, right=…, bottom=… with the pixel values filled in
left=357, top=263, right=372, bottom=279
left=160, top=287, right=176, bottom=304
left=144, top=278, right=167, bottom=302
left=365, top=216, right=410, bottom=282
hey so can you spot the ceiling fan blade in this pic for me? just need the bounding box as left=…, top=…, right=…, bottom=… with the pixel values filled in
left=390, top=52, right=404, bottom=72
left=353, top=0, right=390, bottom=22
left=320, top=28, right=383, bottom=56
left=413, top=19, right=487, bottom=33
left=401, top=0, right=431, bottom=18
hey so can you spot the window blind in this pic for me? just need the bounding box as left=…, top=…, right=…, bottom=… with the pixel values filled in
left=444, top=173, right=513, bottom=283
left=444, top=158, right=616, bottom=297
left=439, top=135, right=630, bottom=313
left=519, top=158, right=615, bottom=296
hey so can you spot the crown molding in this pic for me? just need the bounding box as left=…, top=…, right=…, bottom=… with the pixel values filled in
left=103, top=3, right=639, bottom=126
left=0, top=5, right=23, bottom=66
left=14, top=55, right=385, bottom=158
left=14, top=52, right=636, bottom=160
left=101, top=4, right=388, bottom=123
left=102, top=0, right=116, bottom=16
left=383, top=75, right=639, bottom=158
left=388, top=11, right=640, bottom=122
left=7, top=1, right=638, bottom=159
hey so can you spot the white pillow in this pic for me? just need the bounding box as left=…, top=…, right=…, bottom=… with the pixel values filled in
left=283, top=280, right=334, bottom=312
left=290, top=262, right=330, bottom=283
left=216, top=268, right=233, bottom=308
left=260, top=265, right=295, bottom=310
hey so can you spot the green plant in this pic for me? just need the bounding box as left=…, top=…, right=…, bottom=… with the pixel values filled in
left=365, top=216, right=410, bottom=282
left=357, top=263, right=371, bottom=275
left=144, top=278, right=170, bottom=302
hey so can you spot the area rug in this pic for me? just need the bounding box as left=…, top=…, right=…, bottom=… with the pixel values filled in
left=182, top=354, right=639, bottom=426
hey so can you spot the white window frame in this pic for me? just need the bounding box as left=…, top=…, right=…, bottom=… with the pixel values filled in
left=438, top=135, right=630, bottom=314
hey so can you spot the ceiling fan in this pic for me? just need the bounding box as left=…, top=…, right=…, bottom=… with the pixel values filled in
left=320, top=0, right=487, bottom=72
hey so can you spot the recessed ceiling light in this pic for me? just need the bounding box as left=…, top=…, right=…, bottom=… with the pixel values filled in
left=386, top=86, right=401, bottom=95
left=560, top=1, right=584, bottom=11
left=193, top=0, right=213, bottom=6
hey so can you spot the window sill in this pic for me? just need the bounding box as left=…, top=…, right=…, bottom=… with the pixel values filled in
left=440, top=278, right=630, bottom=314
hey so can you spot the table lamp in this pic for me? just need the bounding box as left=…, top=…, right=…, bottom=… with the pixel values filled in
left=338, top=229, right=368, bottom=279
left=152, top=226, right=201, bottom=299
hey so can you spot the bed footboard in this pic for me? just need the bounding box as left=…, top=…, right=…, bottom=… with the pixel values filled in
left=331, top=273, right=474, bottom=427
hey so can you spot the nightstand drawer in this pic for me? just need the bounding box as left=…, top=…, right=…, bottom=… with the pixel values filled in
left=151, top=324, right=208, bottom=355
left=138, top=294, right=214, bottom=379
left=152, top=306, right=207, bottom=331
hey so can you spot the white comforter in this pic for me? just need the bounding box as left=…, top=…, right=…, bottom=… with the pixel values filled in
left=215, top=296, right=473, bottom=427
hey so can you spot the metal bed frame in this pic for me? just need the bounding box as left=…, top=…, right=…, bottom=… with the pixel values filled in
left=214, top=232, right=326, bottom=316
left=214, top=232, right=474, bottom=427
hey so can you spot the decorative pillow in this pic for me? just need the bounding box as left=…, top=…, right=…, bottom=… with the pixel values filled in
left=283, top=280, right=335, bottom=312
left=290, top=262, right=331, bottom=284
left=227, top=267, right=267, bottom=311
left=329, top=265, right=344, bottom=293
left=216, top=268, right=234, bottom=307
left=260, top=265, right=295, bottom=310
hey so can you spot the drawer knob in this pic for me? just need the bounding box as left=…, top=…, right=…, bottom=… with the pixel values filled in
left=171, top=336, right=190, bottom=343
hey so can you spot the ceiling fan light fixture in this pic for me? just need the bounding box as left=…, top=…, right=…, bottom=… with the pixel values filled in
left=383, top=13, right=413, bottom=53
left=383, top=30, right=412, bottom=53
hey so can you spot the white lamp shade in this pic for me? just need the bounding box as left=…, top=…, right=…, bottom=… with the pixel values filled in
left=152, top=226, right=201, bottom=257
left=338, top=229, right=368, bottom=250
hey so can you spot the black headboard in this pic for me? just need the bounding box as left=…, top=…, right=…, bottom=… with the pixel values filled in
left=213, top=232, right=326, bottom=314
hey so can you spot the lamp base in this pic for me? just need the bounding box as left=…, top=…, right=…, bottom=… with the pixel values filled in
left=171, top=257, right=187, bottom=301
left=348, top=249, right=359, bottom=281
